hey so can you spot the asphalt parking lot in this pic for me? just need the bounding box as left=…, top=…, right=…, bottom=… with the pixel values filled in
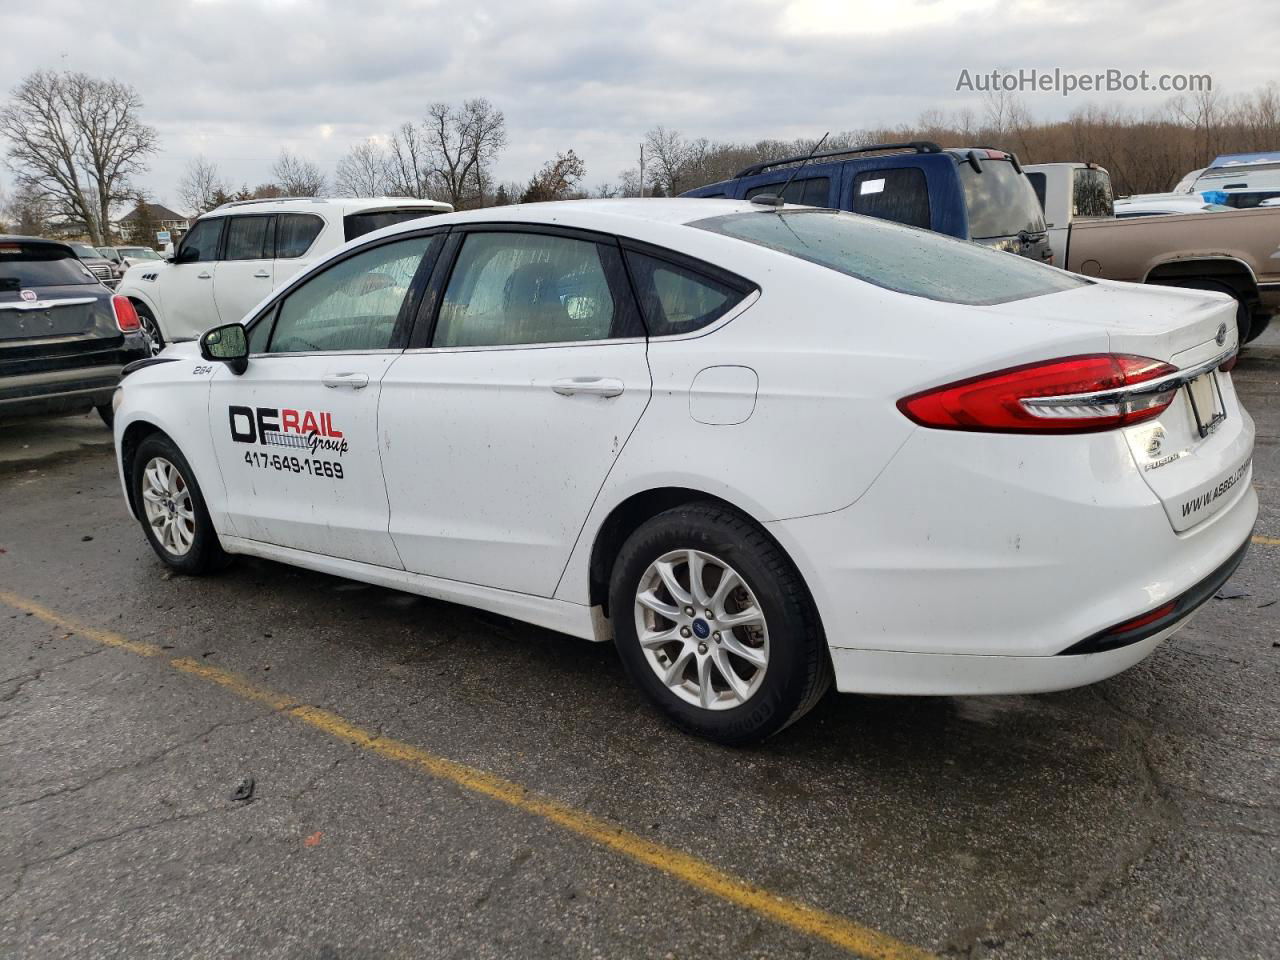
left=2, top=332, right=1278, bottom=960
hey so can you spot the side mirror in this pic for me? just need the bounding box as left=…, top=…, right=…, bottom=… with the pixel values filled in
left=200, top=323, right=249, bottom=375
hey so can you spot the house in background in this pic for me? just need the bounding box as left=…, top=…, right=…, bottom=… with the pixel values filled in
left=114, top=202, right=191, bottom=246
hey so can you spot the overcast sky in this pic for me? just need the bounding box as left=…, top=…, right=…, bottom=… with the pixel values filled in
left=2, top=0, right=1275, bottom=211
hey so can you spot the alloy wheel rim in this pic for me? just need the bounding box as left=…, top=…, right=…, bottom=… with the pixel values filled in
left=633, top=549, right=769, bottom=711
left=139, top=313, right=162, bottom=356
left=140, top=457, right=195, bottom=557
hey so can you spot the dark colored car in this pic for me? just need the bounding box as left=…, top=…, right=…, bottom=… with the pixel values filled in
left=1, top=236, right=149, bottom=427
left=69, top=241, right=122, bottom=288
left=680, top=141, right=1054, bottom=263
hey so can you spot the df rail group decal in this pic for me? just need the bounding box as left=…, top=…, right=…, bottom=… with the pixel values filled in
left=229, top=405, right=349, bottom=480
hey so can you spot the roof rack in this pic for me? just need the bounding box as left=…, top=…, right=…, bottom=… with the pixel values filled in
left=216, top=196, right=330, bottom=209
left=734, top=141, right=943, bottom=179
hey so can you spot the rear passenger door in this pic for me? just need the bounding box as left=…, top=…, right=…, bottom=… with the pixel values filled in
left=379, top=226, right=651, bottom=596
left=213, top=214, right=275, bottom=324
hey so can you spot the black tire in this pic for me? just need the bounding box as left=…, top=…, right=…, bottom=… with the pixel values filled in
left=1244, top=312, right=1272, bottom=344
left=130, top=433, right=228, bottom=574
left=95, top=403, right=114, bottom=428
left=1152, top=278, right=1250, bottom=345
left=609, top=502, right=831, bottom=745
left=134, top=301, right=165, bottom=356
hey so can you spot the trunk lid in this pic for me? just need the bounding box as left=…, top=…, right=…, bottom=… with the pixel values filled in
left=989, top=279, right=1251, bottom=532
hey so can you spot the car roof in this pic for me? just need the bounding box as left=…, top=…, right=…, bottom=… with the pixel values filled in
left=0, top=234, right=73, bottom=247
left=207, top=196, right=454, bottom=217
left=402, top=197, right=761, bottom=231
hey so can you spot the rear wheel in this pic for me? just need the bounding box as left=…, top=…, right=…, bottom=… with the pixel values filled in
left=131, top=433, right=227, bottom=574
left=134, top=301, right=165, bottom=356
left=1152, top=278, right=1250, bottom=345
left=609, top=502, right=831, bottom=745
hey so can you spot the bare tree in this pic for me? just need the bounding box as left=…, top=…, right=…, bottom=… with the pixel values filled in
left=521, top=149, right=586, bottom=202
left=643, top=126, right=691, bottom=196
left=384, top=122, right=432, bottom=199
left=423, top=99, right=507, bottom=208
left=177, top=155, right=228, bottom=214
left=0, top=69, right=158, bottom=244
left=335, top=140, right=388, bottom=197
left=271, top=149, right=327, bottom=197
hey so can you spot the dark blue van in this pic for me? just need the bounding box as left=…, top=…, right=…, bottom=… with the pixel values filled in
left=680, top=141, right=1053, bottom=264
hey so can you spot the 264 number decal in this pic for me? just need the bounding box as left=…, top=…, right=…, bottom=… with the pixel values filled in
left=244, top=451, right=344, bottom=479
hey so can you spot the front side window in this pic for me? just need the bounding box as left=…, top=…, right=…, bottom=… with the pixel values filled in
left=850, top=168, right=931, bottom=229
left=276, top=213, right=325, bottom=259
left=1072, top=169, right=1114, bottom=219
left=224, top=215, right=274, bottom=260
left=693, top=209, right=1086, bottom=305
left=744, top=176, right=831, bottom=207
left=625, top=252, right=748, bottom=336
left=267, top=236, right=430, bottom=353
left=434, top=232, right=630, bottom=348
left=177, top=218, right=223, bottom=263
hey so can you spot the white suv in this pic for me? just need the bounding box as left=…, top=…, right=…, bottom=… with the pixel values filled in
left=116, top=196, right=452, bottom=352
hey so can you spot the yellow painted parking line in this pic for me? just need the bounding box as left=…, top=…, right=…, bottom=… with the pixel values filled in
left=1253, top=534, right=1280, bottom=547
left=0, top=589, right=934, bottom=960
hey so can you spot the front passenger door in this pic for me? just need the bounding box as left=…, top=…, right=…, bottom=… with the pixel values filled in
left=163, top=217, right=224, bottom=340
left=208, top=233, right=440, bottom=567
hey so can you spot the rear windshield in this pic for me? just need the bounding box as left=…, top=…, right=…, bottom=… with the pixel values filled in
left=959, top=160, right=1047, bottom=239
left=344, top=209, right=445, bottom=242
left=0, top=242, right=97, bottom=289
left=691, top=209, right=1086, bottom=305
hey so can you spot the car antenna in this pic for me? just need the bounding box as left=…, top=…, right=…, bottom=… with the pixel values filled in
left=749, top=132, right=830, bottom=209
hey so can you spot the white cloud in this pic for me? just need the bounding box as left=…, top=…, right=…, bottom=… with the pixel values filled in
left=0, top=0, right=1267, bottom=209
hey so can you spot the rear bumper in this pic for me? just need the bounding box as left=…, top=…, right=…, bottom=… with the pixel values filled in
left=0, top=347, right=145, bottom=419
left=766, top=425, right=1259, bottom=688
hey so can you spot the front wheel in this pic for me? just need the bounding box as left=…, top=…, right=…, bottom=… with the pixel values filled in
left=131, top=433, right=227, bottom=574
left=134, top=301, right=165, bottom=356
left=609, top=502, right=831, bottom=745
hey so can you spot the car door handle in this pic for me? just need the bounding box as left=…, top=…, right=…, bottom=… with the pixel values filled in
left=322, top=372, right=371, bottom=389
left=197, top=271, right=212, bottom=279
left=551, top=377, right=625, bottom=398
left=253, top=269, right=270, bottom=278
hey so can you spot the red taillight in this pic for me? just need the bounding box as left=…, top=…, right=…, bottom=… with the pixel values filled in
left=1103, top=601, right=1177, bottom=636
left=111, top=295, right=140, bottom=333
left=898, top=354, right=1179, bottom=433
left=1219, top=353, right=1238, bottom=373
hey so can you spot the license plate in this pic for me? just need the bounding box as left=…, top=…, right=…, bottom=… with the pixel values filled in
left=1186, top=373, right=1226, bottom=437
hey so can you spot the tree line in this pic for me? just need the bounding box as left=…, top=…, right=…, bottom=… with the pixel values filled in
left=3, top=66, right=1280, bottom=243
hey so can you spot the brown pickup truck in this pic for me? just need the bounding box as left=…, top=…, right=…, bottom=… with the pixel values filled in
left=1063, top=205, right=1280, bottom=343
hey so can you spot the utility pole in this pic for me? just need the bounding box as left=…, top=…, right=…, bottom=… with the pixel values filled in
left=639, top=143, right=646, bottom=198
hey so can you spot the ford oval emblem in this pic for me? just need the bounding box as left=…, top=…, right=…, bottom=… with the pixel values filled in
left=19, top=289, right=37, bottom=302
left=1215, top=323, right=1227, bottom=346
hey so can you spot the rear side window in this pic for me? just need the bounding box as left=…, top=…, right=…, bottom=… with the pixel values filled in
left=223, top=215, right=274, bottom=260
left=850, top=168, right=931, bottom=229
left=345, top=209, right=445, bottom=242
left=1072, top=169, right=1113, bottom=218
left=0, top=242, right=96, bottom=288
left=624, top=252, right=749, bottom=336
left=435, top=232, right=636, bottom=347
left=276, top=213, right=325, bottom=258
left=693, top=209, right=1086, bottom=305
left=744, top=176, right=830, bottom=206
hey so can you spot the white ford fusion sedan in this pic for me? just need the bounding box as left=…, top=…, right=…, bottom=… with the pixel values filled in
left=112, top=198, right=1257, bottom=744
